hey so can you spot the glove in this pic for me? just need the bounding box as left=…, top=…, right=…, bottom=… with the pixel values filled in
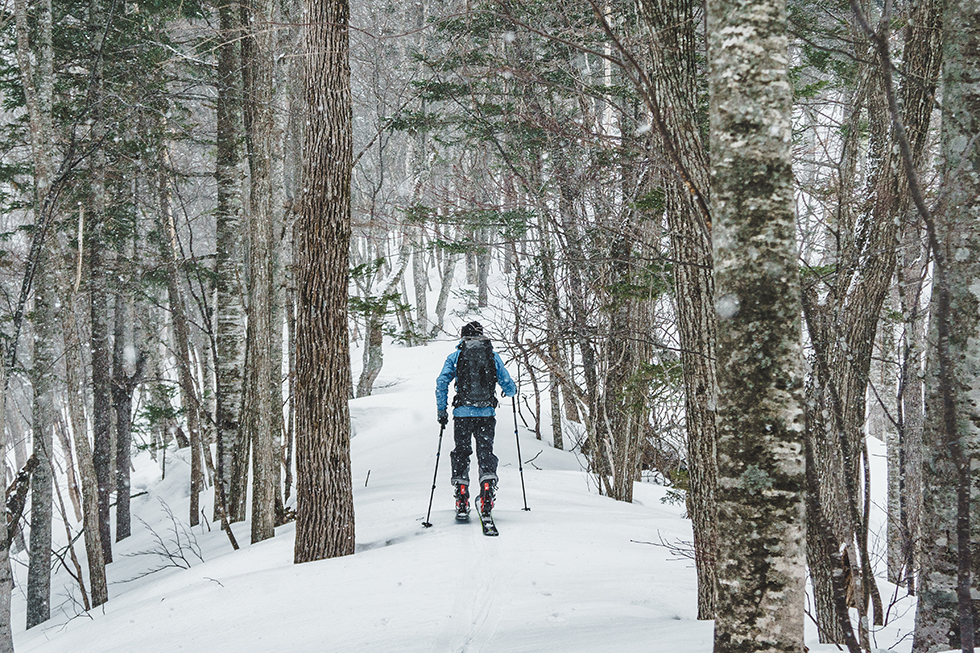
left=437, top=409, right=448, bottom=426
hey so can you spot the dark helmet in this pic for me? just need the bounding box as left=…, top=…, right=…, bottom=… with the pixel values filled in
left=461, top=321, right=484, bottom=338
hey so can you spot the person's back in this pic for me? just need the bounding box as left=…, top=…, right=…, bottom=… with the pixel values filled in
left=435, top=321, right=516, bottom=519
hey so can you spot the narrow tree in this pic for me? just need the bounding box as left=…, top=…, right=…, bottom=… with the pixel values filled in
left=15, top=0, right=57, bottom=626
left=708, top=0, right=806, bottom=648
left=294, top=0, right=355, bottom=563
left=241, top=0, right=282, bottom=543
left=157, top=155, right=206, bottom=528
left=0, top=354, right=11, bottom=653
left=64, top=292, right=109, bottom=607
left=214, top=0, right=248, bottom=531
left=112, top=286, right=145, bottom=542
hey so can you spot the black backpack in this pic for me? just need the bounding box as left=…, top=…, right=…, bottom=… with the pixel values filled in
left=452, top=337, right=498, bottom=408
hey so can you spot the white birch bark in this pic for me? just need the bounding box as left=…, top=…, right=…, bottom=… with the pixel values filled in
left=708, top=0, right=806, bottom=647
left=214, top=0, right=248, bottom=529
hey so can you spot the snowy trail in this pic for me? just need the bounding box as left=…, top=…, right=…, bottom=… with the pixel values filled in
left=10, top=339, right=915, bottom=652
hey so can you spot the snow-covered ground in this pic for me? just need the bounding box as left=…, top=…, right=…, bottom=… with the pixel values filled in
left=10, top=302, right=920, bottom=652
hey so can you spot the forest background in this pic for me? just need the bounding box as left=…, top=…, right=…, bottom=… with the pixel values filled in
left=0, top=0, right=977, bottom=651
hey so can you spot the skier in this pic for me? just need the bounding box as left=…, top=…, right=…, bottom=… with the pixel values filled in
left=436, top=321, right=516, bottom=522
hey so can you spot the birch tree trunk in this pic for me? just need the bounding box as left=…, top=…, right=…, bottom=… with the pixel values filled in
left=413, top=226, right=428, bottom=336
left=431, top=247, right=457, bottom=337
left=708, top=0, right=806, bottom=647
left=214, top=0, right=248, bottom=529
left=912, top=0, right=980, bottom=647
left=294, top=0, right=355, bottom=563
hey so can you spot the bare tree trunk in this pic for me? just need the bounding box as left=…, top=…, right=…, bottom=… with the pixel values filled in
left=431, top=247, right=457, bottom=337
left=912, top=0, right=979, bottom=647
left=55, top=414, right=83, bottom=522
left=356, top=241, right=410, bottom=397
left=708, top=0, right=806, bottom=647
left=638, top=0, right=718, bottom=617
left=893, top=0, right=943, bottom=597
left=64, top=294, right=108, bottom=607
left=413, top=227, right=428, bottom=336
left=87, top=0, right=115, bottom=568
left=0, top=357, right=11, bottom=653
left=15, top=0, right=57, bottom=624
left=27, top=264, right=55, bottom=628
left=294, top=0, right=355, bottom=563
left=476, top=228, right=490, bottom=308
left=158, top=154, right=204, bottom=528
left=241, top=0, right=282, bottom=544
left=112, top=287, right=144, bottom=542
left=214, top=0, right=248, bottom=530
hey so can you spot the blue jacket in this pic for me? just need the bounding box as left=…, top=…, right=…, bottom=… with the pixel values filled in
left=436, top=342, right=517, bottom=417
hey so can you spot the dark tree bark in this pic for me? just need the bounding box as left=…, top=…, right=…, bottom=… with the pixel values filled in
left=294, top=0, right=355, bottom=563
left=90, top=161, right=114, bottom=567
left=708, top=0, right=806, bottom=647
left=891, top=0, right=943, bottom=594
left=84, top=0, right=117, bottom=568
left=112, top=289, right=144, bottom=542
left=638, top=0, right=718, bottom=618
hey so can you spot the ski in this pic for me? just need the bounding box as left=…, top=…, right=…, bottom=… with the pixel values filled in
left=478, top=511, right=498, bottom=536
left=455, top=507, right=470, bottom=522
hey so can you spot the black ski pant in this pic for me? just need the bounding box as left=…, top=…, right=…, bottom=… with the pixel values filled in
left=449, top=416, right=497, bottom=487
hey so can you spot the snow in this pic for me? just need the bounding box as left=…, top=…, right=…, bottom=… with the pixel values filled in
left=9, top=281, right=923, bottom=653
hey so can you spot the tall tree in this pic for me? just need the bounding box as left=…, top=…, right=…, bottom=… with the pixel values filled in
left=26, top=268, right=55, bottom=629
left=63, top=293, right=109, bottom=608
left=213, top=0, right=248, bottom=531
left=637, top=0, right=719, bottom=618
left=241, top=0, right=283, bottom=544
left=708, top=0, right=806, bottom=649
left=0, top=356, right=10, bottom=652
left=888, top=0, right=944, bottom=593
left=912, top=0, right=980, bottom=647
left=15, top=0, right=57, bottom=626
left=294, top=0, right=355, bottom=563
left=157, top=150, right=205, bottom=529
left=112, top=283, right=144, bottom=542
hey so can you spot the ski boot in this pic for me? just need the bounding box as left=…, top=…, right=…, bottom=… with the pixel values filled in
left=454, top=483, right=470, bottom=522
left=479, top=480, right=496, bottom=517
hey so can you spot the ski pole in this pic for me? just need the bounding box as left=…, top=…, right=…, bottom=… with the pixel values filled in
left=512, top=397, right=530, bottom=511
left=422, top=423, right=446, bottom=528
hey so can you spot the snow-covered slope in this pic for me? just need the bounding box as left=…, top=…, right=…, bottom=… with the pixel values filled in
left=11, top=332, right=919, bottom=652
